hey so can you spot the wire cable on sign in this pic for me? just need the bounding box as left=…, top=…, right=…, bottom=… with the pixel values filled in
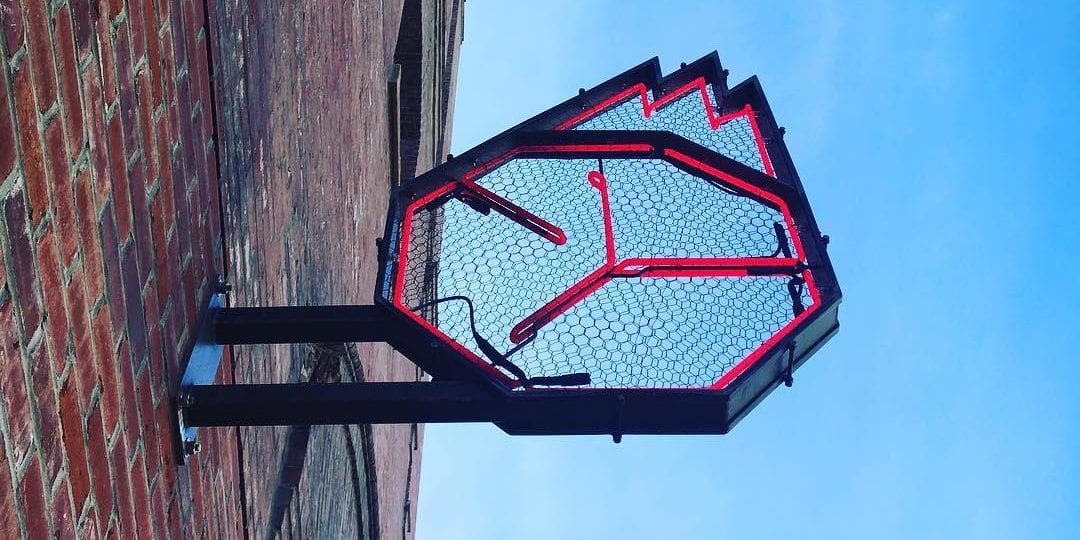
left=411, top=296, right=592, bottom=388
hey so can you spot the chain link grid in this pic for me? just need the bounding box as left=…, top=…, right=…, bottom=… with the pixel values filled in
left=605, top=159, right=788, bottom=258
left=515, top=276, right=796, bottom=387
left=398, top=155, right=808, bottom=388
left=400, top=206, right=443, bottom=321
left=572, top=86, right=768, bottom=173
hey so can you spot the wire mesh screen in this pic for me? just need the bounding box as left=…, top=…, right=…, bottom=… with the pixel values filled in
left=392, top=154, right=812, bottom=389
left=565, top=80, right=773, bottom=176
left=399, top=204, right=443, bottom=322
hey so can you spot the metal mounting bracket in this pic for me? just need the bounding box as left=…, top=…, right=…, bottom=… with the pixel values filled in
left=175, top=293, right=226, bottom=463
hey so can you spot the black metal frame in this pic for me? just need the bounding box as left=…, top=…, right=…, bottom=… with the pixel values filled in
left=175, top=52, right=841, bottom=457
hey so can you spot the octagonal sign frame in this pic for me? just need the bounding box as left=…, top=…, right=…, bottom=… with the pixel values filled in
left=375, top=54, right=841, bottom=435
left=377, top=132, right=838, bottom=436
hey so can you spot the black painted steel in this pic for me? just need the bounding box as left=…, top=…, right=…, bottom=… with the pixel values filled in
left=213, top=305, right=395, bottom=344
left=182, top=381, right=734, bottom=437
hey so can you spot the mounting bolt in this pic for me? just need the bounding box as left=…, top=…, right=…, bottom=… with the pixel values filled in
left=177, top=393, right=194, bottom=408
left=578, top=87, right=586, bottom=95
left=821, top=234, right=830, bottom=247
left=612, top=394, right=626, bottom=444
left=183, top=440, right=201, bottom=456
left=215, top=275, right=232, bottom=294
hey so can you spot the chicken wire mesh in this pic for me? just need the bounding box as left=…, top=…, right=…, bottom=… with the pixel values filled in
left=392, top=155, right=812, bottom=389
left=563, top=79, right=774, bottom=176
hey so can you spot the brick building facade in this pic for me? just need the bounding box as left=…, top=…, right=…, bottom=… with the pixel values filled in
left=0, top=0, right=462, bottom=537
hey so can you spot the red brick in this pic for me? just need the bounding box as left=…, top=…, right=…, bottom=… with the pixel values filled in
left=70, top=291, right=99, bottom=415
left=70, top=0, right=94, bottom=61
left=90, top=308, right=119, bottom=433
left=191, top=34, right=212, bottom=136
left=155, top=116, right=176, bottom=218
left=35, top=226, right=68, bottom=372
left=127, top=0, right=146, bottom=63
left=129, top=450, right=153, bottom=539
left=179, top=1, right=197, bottom=74
left=150, top=478, right=166, bottom=540
left=0, top=302, right=32, bottom=464
left=144, top=0, right=163, bottom=106
left=0, top=58, right=16, bottom=176
left=78, top=506, right=99, bottom=539
left=81, top=61, right=112, bottom=210
left=72, top=168, right=105, bottom=301
left=0, top=240, right=6, bottom=300
left=0, top=435, right=14, bottom=537
left=154, top=401, right=176, bottom=493
left=3, top=187, right=41, bottom=336
left=11, top=64, right=49, bottom=227
left=44, top=121, right=81, bottom=264
left=106, top=115, right=133, bottom=240
left=51, top=475, right=77, bottom=538
left=166, top=495, right=180, bottom=540
left=167, top=2, right=189, bottom=72
left=58, top=376, right=91, bottom=509
left=160, top=307, right=180, bottom=399
left=194, top=86, right=211, bottom=157
left=145, top=283, right=165, bottom=392
left=191, top=108, right=210, bottom=206
left=0, top=0, right=23, bottom=55
left=202, top=481, right=216, bottom=537
left=84, top=406, right=113, bottom=525
left=180, top=264, right=196, bottom=327
left=193, top=0, right=207, bottom=36
left=137, top=69, right=157, bottom=185
left=220, top=346, right=234, bottom=385
left=170, top=150, right=191, bottom=262
left=205, top=134, right=221, bottom=210
left=54, top=4, right=86, bottom=158
left=153, top=0, right=169, bottom=29
left=189, top=458, right=205, bottom=532
left=175, top=79, right=197, bottom=186
left=128, top=161, right=155, bottom=288
left=29, top=334, right=64, bottom=482
left=114, top=23, right=137, bottom=154
left=99, top=201, right=126, bottom=331
left=202, top=208, right=219, bottom=275
left=159, top=27, right=177, bottom=127
left=149, top=195, right=169, bottom=310
left=94, top=11, right=117, bottom=105
left=24, top=0, right=58, bottom=110
left=135, top=369, right=161, bottom=468
left=120, top=241, right=148, bottom=351
left=110, top=440, right=136, bottom=538
left=18, top=454, right=50, bottom=536
left=116, top=339, right=139, bottom=451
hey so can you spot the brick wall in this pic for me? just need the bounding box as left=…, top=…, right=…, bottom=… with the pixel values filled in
left=1, top=0, right=463, bottom=537
left=208, top=0, right=462, bottom=538
left=0, top=0, right=240, bottom=537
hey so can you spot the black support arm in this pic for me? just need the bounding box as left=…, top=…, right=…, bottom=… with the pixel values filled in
left=212, top=305, right=395, bottom=344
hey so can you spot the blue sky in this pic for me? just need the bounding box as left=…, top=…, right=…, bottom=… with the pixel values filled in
left=417, top=1, right=1080, bottom=538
